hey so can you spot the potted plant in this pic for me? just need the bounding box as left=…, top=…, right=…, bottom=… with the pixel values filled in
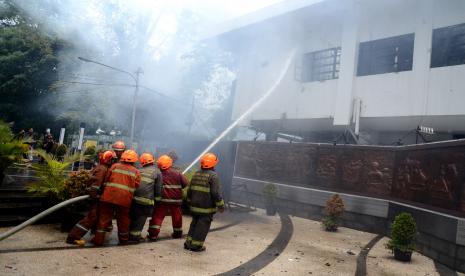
left=386, top=212, right=417, bottom=262
left=322, top=194, right=345, bottom=231
left=55, top=144, right=67, bottom=161
left=263, top=183, right=277, bottom=216
left=83, top=146, right=96, bottom=170
left=28, top=150, right=80, bottom=230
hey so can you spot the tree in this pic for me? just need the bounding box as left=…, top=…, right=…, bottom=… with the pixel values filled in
left=0, top=0, right=62, bottom=132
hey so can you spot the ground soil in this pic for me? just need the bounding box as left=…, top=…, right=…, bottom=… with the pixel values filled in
left=0, top=207, right=463, bottom=275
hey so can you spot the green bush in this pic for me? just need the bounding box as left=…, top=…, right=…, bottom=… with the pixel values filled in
left=386, top=212, right=417, bottom=253
left=55, top=144, right=67, bottom=157
left=322, top=194, right=345, bottom=231
left=28, top=149, right=79, bottom=202
left=83, top=145, right=96, bottom=162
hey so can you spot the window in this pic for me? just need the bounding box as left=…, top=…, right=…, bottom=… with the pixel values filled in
left=431, top=23, right=465, bottom=68
left=301, top=47, right=341, bottom=82
left=357, top=33, right=414, bottom=76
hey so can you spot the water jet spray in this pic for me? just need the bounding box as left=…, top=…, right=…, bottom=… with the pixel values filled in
left=182, top=49, right=297, bottom=174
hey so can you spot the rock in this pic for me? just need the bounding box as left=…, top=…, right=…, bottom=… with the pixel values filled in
left=275, top=253, right=280, bottom=256
left=346, top=250, right=356, bottom=255
left=325, top=262, right=331, bottom=267
left=93, top=266, right=99, bottom=269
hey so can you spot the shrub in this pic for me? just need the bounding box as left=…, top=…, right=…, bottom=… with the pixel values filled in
left=64, top=169, right=92, bottom=198
left=83, top=145, right=96, bottom=162
left=322, top=194, right=345, bottom=231
left=386, top=212, right=417, bottom=253
left=55, top=144, right=67, bottom=158
left=28, top=149, right=79, bottom=202
left=0, top=121, right=28, bottom=181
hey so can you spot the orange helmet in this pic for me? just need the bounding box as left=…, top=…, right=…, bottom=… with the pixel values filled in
left=120, top=150, right=138, bottom=163
left=99, top=150, right=116, bottom=165
left=112, top=140, right=126, bottom=152
left=157, top=155, right=173, bottom=170
left=200, top=153, right=218, bottom=169
left=140, top=153, right=155, bottom=166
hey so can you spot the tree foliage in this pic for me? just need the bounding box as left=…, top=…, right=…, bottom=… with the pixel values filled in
left=0, top=119, right=27, bottom=180
left=0, top=0, right=62, bottom=131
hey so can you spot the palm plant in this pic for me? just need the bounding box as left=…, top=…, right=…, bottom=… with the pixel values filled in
left=28, top=149, right=79, bottom=202
left=0, top=121, right=28, bottom=182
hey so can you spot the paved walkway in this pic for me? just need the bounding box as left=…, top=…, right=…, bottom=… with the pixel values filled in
left=0, top=207, right=463, bottom=275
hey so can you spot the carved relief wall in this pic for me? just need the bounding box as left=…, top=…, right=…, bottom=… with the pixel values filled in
left=235, top=141, right=465, bottom=215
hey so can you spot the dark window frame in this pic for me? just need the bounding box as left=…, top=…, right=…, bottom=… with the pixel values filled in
left=301, top=47, right=341, bottom=82
left=357, top=33, right=415, bottom=76
left=431, top=22, right=465, bottom=68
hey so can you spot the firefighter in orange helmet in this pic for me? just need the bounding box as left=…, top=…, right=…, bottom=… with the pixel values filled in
left=91, top=150, right=141, bottom=246
left=128, top=153, right=162, bottom=243
left=148, top=154, right=188, bottom=241
left=112, top=140, right=126, bottom=162
left=184, top=153, right=224, bottom=252
left=66, top=150, right=116, bottom=245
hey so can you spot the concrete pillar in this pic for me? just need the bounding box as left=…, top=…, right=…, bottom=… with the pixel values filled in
left=412, top=0, right=434, bottom=116
left=333, top=1, right=360, bottom=126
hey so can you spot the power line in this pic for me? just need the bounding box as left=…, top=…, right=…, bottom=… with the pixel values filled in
left=139, top=85, right=190, bottom=105
left=54, top=80, right=135, bottom=87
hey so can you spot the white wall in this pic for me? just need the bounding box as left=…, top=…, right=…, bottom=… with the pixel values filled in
left=230, top=0, right=465, bottom=132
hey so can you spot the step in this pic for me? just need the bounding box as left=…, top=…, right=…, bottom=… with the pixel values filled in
left=0, top=201, right=44, bottom=209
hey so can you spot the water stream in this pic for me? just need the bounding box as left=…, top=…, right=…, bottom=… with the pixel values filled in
left=182, top=49, right=297, bottom=174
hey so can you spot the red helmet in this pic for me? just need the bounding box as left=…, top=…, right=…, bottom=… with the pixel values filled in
left=99, top=150, right=116, bottom=165
left=157, top=155, right=173, bottom=170
left=112, top=140, right=126, bottom=152
left=200, top=153, right=218, bottom=169
left=140, top=153, right=155, bottom=166
left=120, top=150, right=138, bottom=163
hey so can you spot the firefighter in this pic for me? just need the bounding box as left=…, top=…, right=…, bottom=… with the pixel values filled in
left=91, top=150, right=141, bottom=246
left=111, top=140, right=126, bottom=162
left=66, top=150, right=115, bottom=245
left=128, top=153, right=162, bottom=243
left=184, top=153, right=224, bottom=252
left=148, top=155, right=188, bottom=241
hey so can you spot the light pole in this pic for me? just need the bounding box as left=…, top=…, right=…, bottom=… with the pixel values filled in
left=78, top=57, right=142, bottom=148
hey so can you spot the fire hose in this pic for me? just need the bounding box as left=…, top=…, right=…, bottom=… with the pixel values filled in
left=0, top=195, right=89, bottom=241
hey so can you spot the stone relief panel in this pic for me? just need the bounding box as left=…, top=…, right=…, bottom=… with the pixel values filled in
left=316, top=154, right=337, bottom=183
left=235, top=141, right=465, bottom=214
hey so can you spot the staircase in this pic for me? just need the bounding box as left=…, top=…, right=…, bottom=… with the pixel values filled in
left=0, top=165, right=51, bottom=227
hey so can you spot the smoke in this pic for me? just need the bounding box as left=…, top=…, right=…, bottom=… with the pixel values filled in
left=11, top=0, right=249, bottom=151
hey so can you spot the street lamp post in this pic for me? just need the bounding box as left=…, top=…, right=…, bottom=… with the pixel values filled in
left=78, top=57, right=142, bottom=148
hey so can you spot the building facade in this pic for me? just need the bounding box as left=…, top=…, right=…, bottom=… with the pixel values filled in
left=211, top=0, right=465, bottom=145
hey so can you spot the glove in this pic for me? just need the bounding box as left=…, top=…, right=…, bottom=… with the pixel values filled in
left=218, top=206, right=225, bottom=213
